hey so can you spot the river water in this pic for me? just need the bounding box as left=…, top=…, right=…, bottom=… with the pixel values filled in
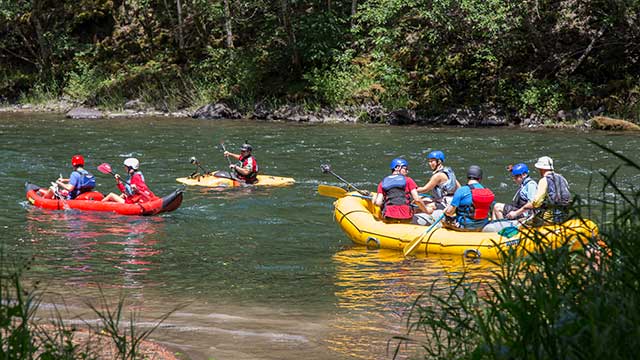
left=1, top=113, right=638, bottom=359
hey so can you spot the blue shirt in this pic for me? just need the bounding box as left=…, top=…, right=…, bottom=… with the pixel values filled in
left=67, top=171, right=84, bottom=199
left=450, top=183, right=488, bottom=229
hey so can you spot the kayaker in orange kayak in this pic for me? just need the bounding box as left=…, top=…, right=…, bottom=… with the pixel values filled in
left=101, top=158, right=157, bottom=203
left=223, top=142, right=259, bottom=184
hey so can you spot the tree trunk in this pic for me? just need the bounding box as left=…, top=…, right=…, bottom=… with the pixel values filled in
left=279, top=0, right=300, bottom=72
left=351, top=0, right=357, bottom=28
left=223, top=0, right=234, bottom=48
left=176, top=0, right=184, bottom=49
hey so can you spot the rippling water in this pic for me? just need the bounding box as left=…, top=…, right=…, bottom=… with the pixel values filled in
left=1, top=113, right=638, bottom=359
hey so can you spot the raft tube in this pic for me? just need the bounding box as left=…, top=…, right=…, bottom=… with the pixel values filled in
left=176, top=171, right=295, bottom=188
left=25, top=182, right=183, bottom=216
left=333, top=192, right=599, bottom=260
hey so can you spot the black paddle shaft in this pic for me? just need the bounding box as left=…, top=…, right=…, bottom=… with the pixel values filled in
left=220, top=142, right=233, bottom=166
left=320, top=164, right=367, bottom=194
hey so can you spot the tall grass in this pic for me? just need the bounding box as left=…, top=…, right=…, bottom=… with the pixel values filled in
left=0, top=252, right=178, bottom=359
left=392, top=142, right=640, bottom=359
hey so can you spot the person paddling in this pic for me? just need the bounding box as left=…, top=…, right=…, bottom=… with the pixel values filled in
left=373, top=158, right=428, bottom=222
left=444, top=165, right=495, bottom=230
left=506, top=156, right=571, bottom=224
left=223, top=142, right=259, bottom=184
left=416, top=150, right=461, bottom=211
left=41, top=155, right=96, bottom=199
left=492, top=163, right=537, bottom=220
left=102, top=158, right=157, bottom=203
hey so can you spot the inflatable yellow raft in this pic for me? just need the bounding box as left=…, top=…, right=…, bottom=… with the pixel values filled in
left=176, top=172, right=295, bottom=187
left=333, top=192, right=599, bottom=260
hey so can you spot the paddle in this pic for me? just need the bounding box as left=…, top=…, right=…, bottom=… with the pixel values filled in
left=317, top=184, right=348, bottom=198
left=97, top=163, right=131, bottom=186
left=220, top=140, right=233, bottom=166
left=320, top=164, right=369, bottom=195
left=317, top=185, right=374, bottom=201
left=403, top=213, right=445, bottom=256
left=98, top=162, right=154, bottom=201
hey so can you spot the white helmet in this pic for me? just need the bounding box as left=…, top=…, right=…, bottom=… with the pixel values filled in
left=534, top=156, right=554, bottom=170
left=124, top=157, right=140, bottom=170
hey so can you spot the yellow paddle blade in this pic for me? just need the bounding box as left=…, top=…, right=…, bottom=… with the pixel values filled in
left=317, top=184, right=347, bottom=198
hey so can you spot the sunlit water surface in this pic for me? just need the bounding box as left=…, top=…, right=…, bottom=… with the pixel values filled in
left=1, top=113, right=638, bottom=359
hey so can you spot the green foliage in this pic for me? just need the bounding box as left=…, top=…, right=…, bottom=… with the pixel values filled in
left=393, top=143, right=640, bottom=359
left=0, top=0, right=639, bottom=118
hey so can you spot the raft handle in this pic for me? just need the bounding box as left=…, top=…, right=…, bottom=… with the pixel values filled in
left=366, top=237, right=380, bottom=250
left=463, top=249, right=481, bottom=259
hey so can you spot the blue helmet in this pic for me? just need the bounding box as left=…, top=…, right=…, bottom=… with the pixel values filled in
left=427, top=150, right=445, bottom=162
left=390, top=158, right=409, bottom=170
left=511, top=163, right=529, bottom=176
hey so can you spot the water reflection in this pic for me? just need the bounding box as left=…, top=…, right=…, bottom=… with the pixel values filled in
left=328, top=247, right=499, bottom=359
left=23, top=209, right=165, bottom=290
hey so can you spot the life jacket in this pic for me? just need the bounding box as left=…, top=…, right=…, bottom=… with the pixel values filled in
left=236, top=155, right=259, bottom=184
left=511, top=176, right=535, bottom=209
left=69, top=169, right=96, bottom=199
left=457, top=184, right=495, bottom=220
left=432, top=167, right=457, bottom=200
left=120, top=171, right=157, bottom=203
left=381, top=174, right=412, bottom=219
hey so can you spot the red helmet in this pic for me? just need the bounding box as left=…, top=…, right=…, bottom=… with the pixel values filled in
left=71, top=155, right=84, bottom=167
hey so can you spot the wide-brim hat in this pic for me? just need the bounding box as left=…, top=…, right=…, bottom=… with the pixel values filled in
left=534, top=156, right=553, bottom=170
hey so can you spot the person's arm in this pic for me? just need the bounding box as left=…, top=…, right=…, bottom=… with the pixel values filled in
left=416, top=173, right=445, bottom=193
left=373, top=183, right=384, bottom=206
left=444, top=204, right=456, bottom=217
left=507, top=178, right=546, bottom=219
left=223, top=151, right=241, bottom=161
left=231, top=164, right=249, bottom=176
left=410, top=189, right=429, bottom=213
left=57, top=173, right=77, bottom=191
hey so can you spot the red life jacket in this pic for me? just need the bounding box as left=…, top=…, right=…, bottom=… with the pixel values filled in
left=237, top=155, right=259, bottom=184
left=469, top=185, right=495, bottom=220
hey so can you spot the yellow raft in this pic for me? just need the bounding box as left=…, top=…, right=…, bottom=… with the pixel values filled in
left=333, top=192, right=599, bottom=260
left=176, top=172, right=295, bottom=187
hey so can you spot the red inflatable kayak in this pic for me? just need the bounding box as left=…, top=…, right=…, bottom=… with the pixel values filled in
left=25, top=183, right=183, bottom=216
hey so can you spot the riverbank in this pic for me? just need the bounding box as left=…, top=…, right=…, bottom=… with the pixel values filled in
left=2, top=99, right=637, bottom=131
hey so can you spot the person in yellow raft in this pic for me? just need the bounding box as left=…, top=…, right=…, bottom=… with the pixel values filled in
left=505, top=156, right=571, bottom=224
left=223, top=142, right=259, bottom=184
left=373, top=158, right=428, bottom=222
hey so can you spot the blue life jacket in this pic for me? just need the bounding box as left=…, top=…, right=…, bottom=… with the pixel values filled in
left=432, top=167, right=457, bottom=200
left=381, top=174, right=408, bottom=206
left=69, top=169, right=96, bottom=199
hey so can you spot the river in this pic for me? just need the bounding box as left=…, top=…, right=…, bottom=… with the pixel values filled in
left=1, top=113, right=638, bottom=359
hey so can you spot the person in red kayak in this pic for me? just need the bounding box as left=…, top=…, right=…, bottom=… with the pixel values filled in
left=41, top=154, right=96, bottom=199
left=101, top=158, right=157, bottom=203
left=223, top=142, right=259, bottom=184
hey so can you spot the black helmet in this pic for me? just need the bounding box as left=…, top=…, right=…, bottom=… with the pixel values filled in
left=240, top=143, right=252, bottom=152
left=467, top=165, right=483, bottom=180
